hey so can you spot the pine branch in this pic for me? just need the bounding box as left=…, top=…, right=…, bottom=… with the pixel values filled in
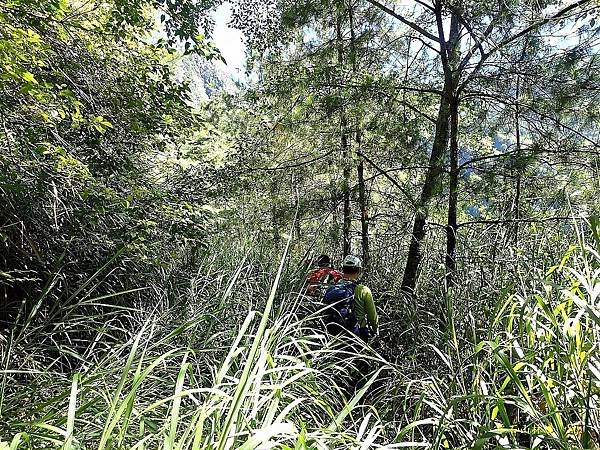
left=365, top=0, right=440, bottom=43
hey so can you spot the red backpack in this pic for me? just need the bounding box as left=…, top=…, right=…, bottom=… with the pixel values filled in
left=305, top=268, right=343, bottom=297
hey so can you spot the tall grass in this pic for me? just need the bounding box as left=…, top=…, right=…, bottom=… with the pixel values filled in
left=1, top=232, right=599, bottom=449
left=396, top=240, right=600, bottom=449
left=0, top=239, right=392, bottom=449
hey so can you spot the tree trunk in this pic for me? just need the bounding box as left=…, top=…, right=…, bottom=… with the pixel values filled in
left=336, top=10, right=352, bottom=257
left=342, top=120, right=352, bottom=257
left=402, top=11, right=461, bottom=292
left=513, top=75, right=522, bottom=244
left=350, top=1, right=366, bottom=266
left=357, top=131, right=370, bottom=274
left=293, top=189, right=301, bottom=240
left=401, top=96, right=451, bottom=291
left=445, top=9, right=462, bottom=285
left=270, top=179, right=280, bottom=243
left=445, top=96, right=459, bottom=287
left=512, top=41, right=529, bottom=244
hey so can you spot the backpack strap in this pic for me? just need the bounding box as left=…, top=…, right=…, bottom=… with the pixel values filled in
left=342, top=280, right=357, bottom=290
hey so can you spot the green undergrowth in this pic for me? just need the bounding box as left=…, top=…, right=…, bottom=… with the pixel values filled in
left=1, top=236, right=599, bottom=449
left=0, top=239, right=393, bottom=449
left=400, top=240, right=600, bottom=449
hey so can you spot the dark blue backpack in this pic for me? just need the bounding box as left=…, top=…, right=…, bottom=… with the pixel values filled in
left=323, top=282, right=358, bottom=333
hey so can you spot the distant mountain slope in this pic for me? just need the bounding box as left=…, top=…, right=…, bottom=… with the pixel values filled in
left=177, top=55, right=239, bottom=104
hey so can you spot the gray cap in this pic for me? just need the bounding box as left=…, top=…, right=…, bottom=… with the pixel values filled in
left=342, top=255, right=362, bottom=268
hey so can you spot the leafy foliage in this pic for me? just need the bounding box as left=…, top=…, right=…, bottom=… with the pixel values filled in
left=1, top=0, right=600, bottom=449
left=0, top=0, right=217, bottom=327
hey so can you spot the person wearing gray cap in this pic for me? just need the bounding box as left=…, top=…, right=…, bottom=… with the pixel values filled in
left=324, top=255, right=378, bottom=342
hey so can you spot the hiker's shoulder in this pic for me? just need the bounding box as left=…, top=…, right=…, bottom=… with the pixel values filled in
left=355, top=283, right=372, bottom=297
left=308, top=267, right=326, bottom=277
left=329, top=269, right=343, bottom=279
left=306, top=268, right=319, bottom=281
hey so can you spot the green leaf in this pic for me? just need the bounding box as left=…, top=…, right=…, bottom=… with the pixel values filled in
left=22, top=71, right=38, bottom=84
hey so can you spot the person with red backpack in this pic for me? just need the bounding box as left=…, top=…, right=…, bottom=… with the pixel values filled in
left=305, top=254, right=343, bottom=297
left=323, top=255, right=378, bottom=342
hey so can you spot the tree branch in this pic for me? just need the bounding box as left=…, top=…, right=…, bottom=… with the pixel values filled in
left=365, top=0, right=441, bottom=43
left=446, top=5, right=486, bottom=74
left=458, top=0, right=593, bottom=94
left=364, top=165, right=433, bottom=183
left=243, top=148, right=336, bottom=172
left=357, top=150, right=417, bottom=207
left=462, top=89, right=600, bottom=148
left=414, top=0, right=435, bottom=13
left=457, top=216, right=586, bottom=229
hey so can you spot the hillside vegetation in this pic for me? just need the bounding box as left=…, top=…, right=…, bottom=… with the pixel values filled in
left=1, top=0, right=599, bottom=449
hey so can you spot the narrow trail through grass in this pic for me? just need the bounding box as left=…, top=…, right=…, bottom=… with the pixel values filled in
left=1, top=237, right=599, bottom=449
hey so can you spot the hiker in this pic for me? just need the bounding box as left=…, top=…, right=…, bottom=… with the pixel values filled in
left=305, top=254, right=343, bottom=297
left=323, top=255, right=378, bottom=343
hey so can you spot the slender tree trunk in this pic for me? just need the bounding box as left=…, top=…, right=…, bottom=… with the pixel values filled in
left=402, top=10, right=461, bottom=292
left=270, top=179, right=280, bottom=243
left=294, top=213, right=301, bottom=240
left=342, top=122, right=352, bottom=256
left=513, top=75, right=522, bottom=244
left=357, top=132, right=370, bottom=274
left=348, top=0, right=357, bottom=71
left=445, top=96, right=459, bottom=287
left=349, top=2, right=367, bottom=267
left=336, top=10, right=352, bottom=257
left=512, top=41, right=529, bottom=244
left=331, top=181, right=340, bottom=244
left=293, top=187, right=301, bottom=240
left=401, top=96, right=451, bottom=291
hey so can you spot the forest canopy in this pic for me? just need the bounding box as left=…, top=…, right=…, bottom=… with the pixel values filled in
left=1, top=0, right=600, bottom=449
